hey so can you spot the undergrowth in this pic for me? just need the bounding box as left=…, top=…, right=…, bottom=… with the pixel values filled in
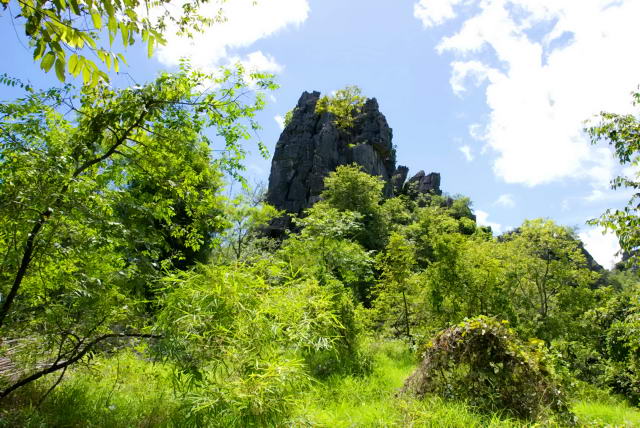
left=2, top=341, right=640, bottom=427
left=0, top=350, right=179, bottom=427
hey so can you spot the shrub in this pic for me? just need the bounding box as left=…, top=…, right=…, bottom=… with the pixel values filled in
left=315, top=85, right=366, bottom=130
left=402, top=316, right=573, bottom=422
left=152, top=263, right=370, bottom=424
left=582, top=284, right=640, bottom=404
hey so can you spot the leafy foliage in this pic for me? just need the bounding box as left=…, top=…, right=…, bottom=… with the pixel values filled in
left=315, top=85, right=366, bottom=130
left=3, top=0, right=225, bottom=84
left=281, top=204, right=375, bottom=303
left=580, top=282, right=640, bottom=404
left=586, top=90, right=640, bottom=265
left=283, top=106, right=297, bottom=128
left=500, top=220, right=599, bottom=341
left=0, top=64, right=275, bottom=399
left=215, top=185, right=280, bottom=262
left=403, top=316, right=572, bottom=422
left=321, top=164, right=388, bottom=250
left=1, top=72, right=638, bottom=426
left=153, top=262, right=368, bottom=424
left=373, top=233, right=417, bottom=341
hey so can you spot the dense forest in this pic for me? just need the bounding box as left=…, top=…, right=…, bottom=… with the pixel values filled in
left=2, top=1, right=640, bottom=427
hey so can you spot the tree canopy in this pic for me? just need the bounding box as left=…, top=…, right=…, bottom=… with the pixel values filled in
left=2, top=0, right=224, bottom=84
left=0, top=64, right=275, bottom=399
left=587, top=90, right=640, bottom=266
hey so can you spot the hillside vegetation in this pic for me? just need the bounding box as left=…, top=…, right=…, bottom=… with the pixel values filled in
left=1, top=76, right=640, bottom=427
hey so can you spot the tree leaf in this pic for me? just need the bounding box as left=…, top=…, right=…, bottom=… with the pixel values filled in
left=91, top=12, right=102, bottom=29
left=41, top=52, right=56, bottom=72
left=68, top=0, right=81, bottom=15
left=54, top=57, right=66, bottom=81
left=147, top=36, right=154, bottom=58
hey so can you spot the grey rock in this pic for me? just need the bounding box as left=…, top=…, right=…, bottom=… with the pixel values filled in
left=391, top=166, right=409, bottom=195
left=405, top=170, right=442, bottom=196
left=266, top=91, right=397, bottom=216
left=265, top=90, right=444, bottom=235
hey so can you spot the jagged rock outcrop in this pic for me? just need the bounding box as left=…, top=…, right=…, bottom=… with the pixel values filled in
left=391, top=165, right=409, bottom=195
left=405, top=170, right=442, bottom=197
left=265, top=90, right=443, bottom=234
left=266, top=91, right=398, bottom=215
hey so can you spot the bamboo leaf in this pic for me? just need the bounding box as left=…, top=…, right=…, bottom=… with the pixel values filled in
left=91, top=12, right=102, bottom=29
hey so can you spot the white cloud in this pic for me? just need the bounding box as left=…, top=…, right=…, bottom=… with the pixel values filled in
left=579, top=226, right=621, bottom=269
left=450, top=60, right=501, bottom=96
left=475, top=209, right=503, bottom=234
left=247, top=163, right=267, bottom=177
left=494, top=193, right=515, bottom=208
left=274, top=114, right=285, bottom=130
left=157, top=0, right=309, bottom=71
left=459, top=145, right=474, bottom=161
left=414, top=0, right=465, bottom=28
left=231, top=51, right=283, bottom=74
left=469, top=123, right=486, bottom=141
left=584, top=187, right=634, bottom=203
left=415, top=0, right=640, bottom=188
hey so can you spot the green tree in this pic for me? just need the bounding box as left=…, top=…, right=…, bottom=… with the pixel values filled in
left=373, top=232, right=417, bottom=341
left=418, top=236, right=511, bottom=331
left=586, top=90, right=640, bottom=265
left=2, top=0, right=225, bottom=84
left=0, top=64, right=275, bottom=399
left=280, top=203, right=374, bottom=303
left=315, top=85, right=366, bottom=130
left=501, top=219, right=598, bottom=341
left=218, top=185, right=280, bottom=262
left=579, top=280, right=640, bottom=403
left=403, top=201, right=468, bottom=268
left=321, top=164, right=387, bottom=250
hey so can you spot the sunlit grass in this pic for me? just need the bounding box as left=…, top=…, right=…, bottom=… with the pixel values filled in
left=3, top=341, right=640, bottom=427
left=574, top=400, right=640, bottom=427
left=292, top=340, right=640, bottom=428
left=0, top=350, right=180, bottom=428
left=292, top=340, right=526, bottom=427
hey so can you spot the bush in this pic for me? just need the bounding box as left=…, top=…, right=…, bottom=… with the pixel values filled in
left=315, top=85, right=366, bottom=131
left=402, top=316, right=573, bottom=422
left=582, top=284, right=640, bottom=404
left=152, top=262, right=370, bottom=425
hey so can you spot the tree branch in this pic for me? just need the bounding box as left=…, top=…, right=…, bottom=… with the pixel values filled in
left=0, top=108, right=150, bottom=329
left=0, top=333, right=161, bottom=401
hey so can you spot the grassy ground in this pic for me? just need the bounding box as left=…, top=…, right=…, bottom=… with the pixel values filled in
left=0, top=352, right=180, bottom=428
left=292, top=340, right=526, bottom=427
left=2, top=341, right=639, bottom=427
left=292, top=341, right=640, bottom=427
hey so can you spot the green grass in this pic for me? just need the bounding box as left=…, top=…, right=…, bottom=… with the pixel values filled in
left=0, top=350, right=181, bottom=428
left=291, top=340, right=526, bottom=427
left=574, top=401, right=640, bottom=427
left=2, top=341, right=640, bottom=427
left=291, top=340, right=640, bottom=428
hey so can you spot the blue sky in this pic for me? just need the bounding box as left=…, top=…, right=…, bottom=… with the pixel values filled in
left=3, top=0, right=640, bottom=268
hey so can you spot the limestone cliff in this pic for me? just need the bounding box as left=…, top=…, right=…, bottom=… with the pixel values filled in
left=266, top=91, right=442, bottom=221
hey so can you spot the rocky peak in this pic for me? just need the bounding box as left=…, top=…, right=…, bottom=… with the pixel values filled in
left=265, top=90, right=443, bottom=233
left=266, top=91, right=398, bottom=215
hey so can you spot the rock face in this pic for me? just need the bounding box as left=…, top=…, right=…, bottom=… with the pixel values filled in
left=405, top=170, right=442, bottom=197
left=391, top=165, right=409, bottom=195
left=265, top=90, right=443, bottom=233
left=266, top=91, right=398, bottom=215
